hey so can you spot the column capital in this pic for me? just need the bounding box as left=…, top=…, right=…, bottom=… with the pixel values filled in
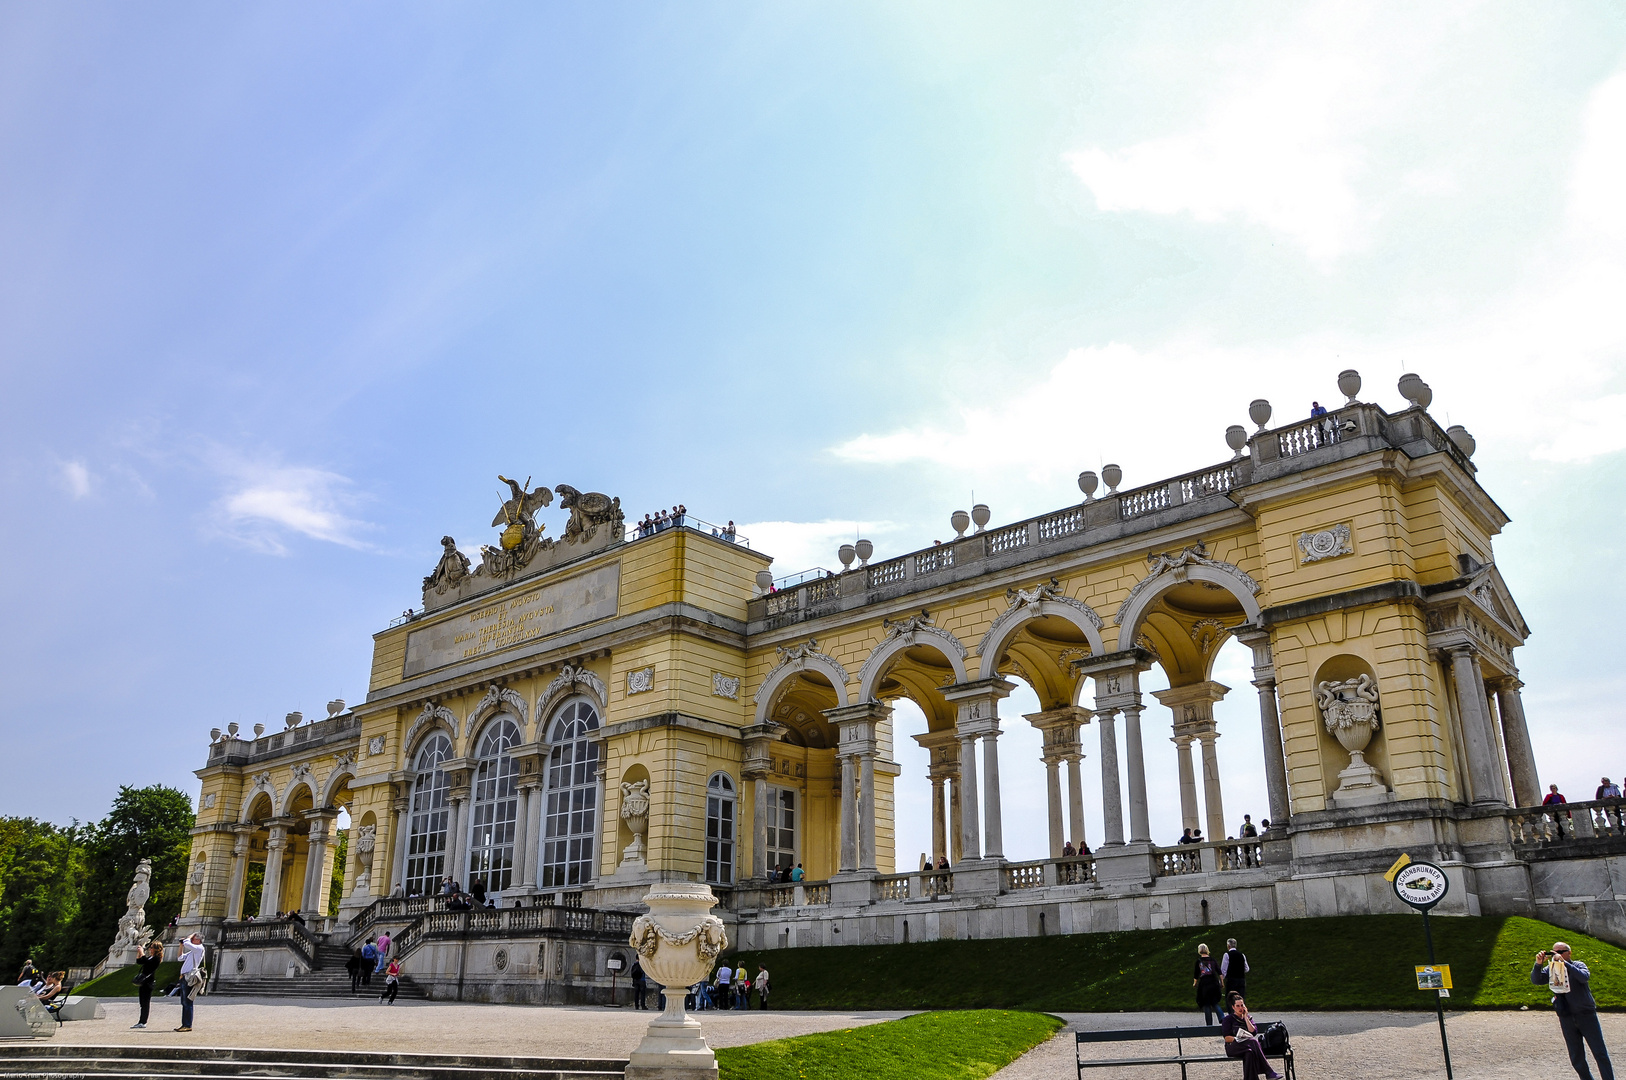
left=942, top=677, right=1015, bottom=736
left=825, top=701, right=890, bottom=757
left=1074, top=648, right=1154, bottom=711
left=1026, top=705, right=1091, bottom=762
left=1489, top=674, right=1524, bottom=693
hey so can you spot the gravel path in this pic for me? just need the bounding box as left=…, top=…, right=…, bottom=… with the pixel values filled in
left=993, top=1009, right=1626, bottom=1079
left=51, top=997, right=910, bottom=1058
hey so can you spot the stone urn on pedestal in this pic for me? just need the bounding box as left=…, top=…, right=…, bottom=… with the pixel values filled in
left=1318, top=674, right=1390, bottom=807
left=618, top=780, right=651, bottom=871
left=626, top=884, right=728, bottom=1080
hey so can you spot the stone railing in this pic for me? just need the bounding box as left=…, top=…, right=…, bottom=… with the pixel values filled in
left=1153, top=838, right=1265, bottom=876
left=1056, top=855, right=1097, bottom=886
left=876, top=874, right=911, bottom=901
left=1004, top=861, right=1046, bottom=890
left=391, top=903, right=634, bottom=964
left=1508, top=799, right=1626, bottom=846
left=219, top=918, right=319, bottom=969
left=755, top=880, right=832, bottom=908
left=920, top=869, right=953, bottom=897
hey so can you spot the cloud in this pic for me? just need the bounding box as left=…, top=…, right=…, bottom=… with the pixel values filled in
left=212, top=461, right=373, bottom=555
left=1063, top=5, right=1454, bottom=265
left=738, top=519, right=905, bottom=579
left=59, top=460, right=91, bottom=499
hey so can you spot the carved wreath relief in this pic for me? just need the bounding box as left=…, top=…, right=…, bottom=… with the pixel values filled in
left=627, top=667, right=655, bottom=694
left=1298, top=524, right=1353, bottom=563
left=712, top=672, right=740, bottom=699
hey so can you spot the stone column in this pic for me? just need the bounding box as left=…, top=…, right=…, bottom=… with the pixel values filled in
left=1065, top=753, right=1086, bottom=850
left=948, top=775, right=964, bottom=864
left=1449, top=647, right=1506, bottom=805
left=390, top=794, right=411, bottom=895
left=1237, top=629, right=1290, bottom=827
left=957, top=732, right=981, bottom=861
left=929, top=776, right=947, bottom=865
left=302, top=811, right=336, bottom=918
left=225, top=825, right=252, bottom=922
left=1472, top=654, right=1513, bottom=805
left=1096, top=709, right=1124, bottom=846
left=447, top=793, right=469, bottom=886
left=942, top=678, right=1014, bottom=864
left=1042, top=757, right=1065, bottom=858
left=752, top=774, right=771, bottom=880
left=838, top=755, right=857, bottom=872
left=260, top=822, right=288, bottom=918
left=1173, top=735, right=1199, bottom=833
left=511, top=783, right=534, bottom=890
left=1197, top=732, right=1226, bottom=841
left=523, top=780, right=545, bottom=888
left=1494, top=677, right=1542, bottom=805
left=1122, top=703, right=1151, bottom=844
left=859, top=752, right=878, bottom=871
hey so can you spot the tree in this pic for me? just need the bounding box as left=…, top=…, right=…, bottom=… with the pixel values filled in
left=56, top=786, right=194, bottom=966
left=328, top=830, right=348, bottom=915
left=0, top=818, right=83, bottom=978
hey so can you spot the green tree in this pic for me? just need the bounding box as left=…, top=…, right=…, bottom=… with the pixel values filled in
left=0, top=818, right=83, bottom=978
left=56, top=786, right=194, bottom=965
left=328, top=830, right=348, bottom=915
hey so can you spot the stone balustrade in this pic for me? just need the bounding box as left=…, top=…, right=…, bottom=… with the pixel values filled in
left=1508, top=799, right=1626, bottom=846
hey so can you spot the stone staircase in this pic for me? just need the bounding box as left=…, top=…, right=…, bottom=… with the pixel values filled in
left=212, top=944, right=428, bottom=1001
left=0, top=1046, right=625, bottom=1080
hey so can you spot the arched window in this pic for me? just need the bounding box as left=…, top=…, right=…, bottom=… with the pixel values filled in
left=705, top=772, right=736, bottom=885
left=765, top=787, right=796, bottom=874
left=467, top=717, right=521, bottom=896
left=540, top=699, right=601, bottom=888
left=405, top=733, right=452, bottom=896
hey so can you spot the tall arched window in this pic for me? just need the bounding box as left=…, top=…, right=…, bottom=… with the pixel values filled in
left=467, top=717, right=521, bottom=895
left=405, top=733, right=452, bottom=896
left=540, top=699, right=601, bottom=888
left=705, top=772, right=736, bottom=884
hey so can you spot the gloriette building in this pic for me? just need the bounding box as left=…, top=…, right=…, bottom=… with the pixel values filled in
left=180, top=373, right=1626, bottom=1002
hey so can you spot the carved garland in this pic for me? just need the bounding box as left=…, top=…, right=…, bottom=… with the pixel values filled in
left=976, top=579, right=1104, bottom=661
left=538, top=664, right=609, bottom=726
left=467, top=684, right=528, bottom=735
left=752, top=638, right=852, bottom=704
left=1115, top=542, right=1260, bottom=625
left=857, top=613, right=968, bottom=698
left=628, top=913, right=728, bottom=961
left=405, top=703, right=459, bottom=754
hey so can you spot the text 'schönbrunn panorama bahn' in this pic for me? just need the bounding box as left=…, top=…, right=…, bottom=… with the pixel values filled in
left=178, top=372, right=1621, bottom=1003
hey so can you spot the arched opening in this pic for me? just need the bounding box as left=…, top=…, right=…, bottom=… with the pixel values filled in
left=541, top=698, right=601, bottom=889
left=705, top=772, right=737, bottom=885
left=405, top=733, right=453, bottom=896
left=467, top=716, right=522, bottom=898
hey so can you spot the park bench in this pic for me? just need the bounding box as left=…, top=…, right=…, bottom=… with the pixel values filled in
left=1076, top=1025, right=1295, bottom=1080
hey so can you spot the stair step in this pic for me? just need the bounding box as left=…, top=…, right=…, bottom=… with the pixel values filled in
left=0, top=1046, right=625, bottom=1080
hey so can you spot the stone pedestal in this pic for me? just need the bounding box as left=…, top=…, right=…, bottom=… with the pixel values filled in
left=948, top=860, right=1002, bottom=896
left=1092, top=845, right=1157, bottom=887
left=1327, top=757, right=1393, bottom=808
left=625, top=884, right=726, bottom=1080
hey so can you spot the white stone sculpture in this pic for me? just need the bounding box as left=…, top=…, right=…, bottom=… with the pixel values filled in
left=620, top=781, right=651, bottom=868
left=186, top=858, right=206, bottom=916
left=352, top=824, right=376, bottom=896
left=1317, top=673, right=1390, bottom=806
left=626, top=884, right=728, bottom=1079
left=1298, top=524, right=1353, bottom=563
left=105, top=859, right=155, bottom=968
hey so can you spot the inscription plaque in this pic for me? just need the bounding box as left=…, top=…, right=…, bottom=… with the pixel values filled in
left=404, top=563, right=620, bottom=677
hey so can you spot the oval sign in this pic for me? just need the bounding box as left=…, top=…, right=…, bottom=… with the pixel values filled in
left=1393, top=860, right=1450, bottom=909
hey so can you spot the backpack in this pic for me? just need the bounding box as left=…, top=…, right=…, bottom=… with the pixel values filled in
left=1257, top=1022, right=1289, bottom=1054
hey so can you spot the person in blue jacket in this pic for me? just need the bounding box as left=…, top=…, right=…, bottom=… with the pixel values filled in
left=1532, top=941, right=1614, bottom=1080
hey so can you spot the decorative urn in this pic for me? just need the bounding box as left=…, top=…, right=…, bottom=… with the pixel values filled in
left=1337, top=368, right=1362, bottom=405
left=1225, top=424, right=1248, bottom=459
left=1077, top=470, right=1098, bottom=501
left=619, top=780, right=651, bottom=867
left=970, top=504, right=991, bottom=532
left=285, top=711, right=303, bottom=729
left=838, top=543, right=856, bottom=570
left=327, top=699, right=346, bottom=717
left=253, top=723, right=265, bottom=738
left=754, top=569, right=773, bottom=594
left=626, top=883, right=728, bottom=1078
left=1398, top=372, right=1426, bottom=408
left=1446, top=425, right=1476, bottom=459
left=1101, top=464, right=1122, bottom=493
left=950, top=510, right=970, bottom=538
left=854, top=539, right=873, bottom=566
left=210, top=727, right=222, bottom=743
left=1249, top=398, right=1273, bottom=432
left=1317, top=673, right=1389, bottom=806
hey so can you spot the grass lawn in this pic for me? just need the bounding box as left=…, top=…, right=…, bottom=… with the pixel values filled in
left=71, top=961, right=180, bottom=998
left=734, top=914, right=1623, bottom=1012
left=716, top=1010, right=1062, bottom=1080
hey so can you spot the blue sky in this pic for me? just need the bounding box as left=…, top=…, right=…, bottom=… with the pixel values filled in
left=3, top=4, right=1624, bottom=861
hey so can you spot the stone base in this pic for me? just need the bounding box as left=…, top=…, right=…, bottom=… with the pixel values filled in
left=626, top=1010, right=718, bottom=1079
left=1093, top=845, right=1158, bottom=886
left=1329, top=759, right=1393, bottom=808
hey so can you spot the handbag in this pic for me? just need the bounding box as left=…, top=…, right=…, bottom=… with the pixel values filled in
left=1258, top=1022, right=1289, bottom=1054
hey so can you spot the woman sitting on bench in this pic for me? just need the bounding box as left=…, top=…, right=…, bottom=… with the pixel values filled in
left=1221, top=993, right=1280, bottom=1080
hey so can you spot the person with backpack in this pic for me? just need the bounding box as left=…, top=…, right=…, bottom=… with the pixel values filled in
left=1193, top=944, right=1223, bottom=1026
left=361, top=938, right=378, bottom=987
left=734, top=963, right=749, bottom=1009
left=175, top=933, right=206, bottom=1032
left=1221, top=993, right=1282, bottom=1080
left=346, top=949, right=364, bottom=995
left=1221, top=938, right=1249, bottom=1001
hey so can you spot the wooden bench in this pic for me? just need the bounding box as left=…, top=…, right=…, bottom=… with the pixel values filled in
left=1076, top=1025, right=1295, bottom=1080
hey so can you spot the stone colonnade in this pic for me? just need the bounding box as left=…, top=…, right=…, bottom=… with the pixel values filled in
left=1444, top=645, right=1540, bottom=806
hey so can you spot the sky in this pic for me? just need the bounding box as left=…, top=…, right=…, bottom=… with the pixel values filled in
left=2, top=3, right=1624, bottom=864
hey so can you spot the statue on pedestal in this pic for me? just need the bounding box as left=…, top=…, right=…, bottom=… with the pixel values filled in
left=105, top=859, right=154, bottom=968
left=626, top=884, right=727, bottom=1079
left=619, top=780, right=651, bottom=868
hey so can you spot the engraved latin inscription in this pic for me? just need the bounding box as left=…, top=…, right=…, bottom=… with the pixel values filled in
left=403, top=563, right=620, bottom=677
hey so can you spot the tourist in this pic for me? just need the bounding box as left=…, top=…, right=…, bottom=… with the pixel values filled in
left=361, top=938, right=378, bottom=986
left=1077, top=838, right=1092, bottom=856
left=375, top=931, right=392, bottom=977
left=935, top=856, right=949, bottom=870
left=346, top=948, right=364, bottom=995
left=1533, top=942, right=1614, bottom=1080
left=132, top=941, right=163, bottom=1029
left=1193, top=944, right=1223, bottom=1026
left=735, top=962, right=749, bottom=1009
left=1191, top=829, right=1205, bottom=843
left=1062, top=840, right=1076, bottom=857
left=175, top=932, right=205, bottom=1032
left=724, top=521, right=737, bottom=542
left=790, top=863, right=804, bottom=882
left=16, top=958, right=38, bottom=986
left=1220, top=994, right=1282, bottom=1080
left=630, top=959, right=647, bottom=1010
left=1221, top=938, right=1249, bottom=1001
left=1240, top=815, right=1258, bottom=838
left=35, top=972, right=64, bottom=1006
left=1546, top=784, right=1571, bottom=838
left=471, top=878, right=487, bottom=907
left=1596, top=778, right=1622, bottom=829
left=1177, top=828, right=1195, bottom=845
left=714, top=960, right=731, bottom=1004
left=755, top=965, right=770, bottom=1010
left=380, top=958, right=402, bottom=1004
left=1310, top=402, right=1327, bottom=418
left=440, top=876, right=454, bottom=895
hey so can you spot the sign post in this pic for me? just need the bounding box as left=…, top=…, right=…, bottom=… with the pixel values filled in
left=1387, top=854, right=1453, bottom=1079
